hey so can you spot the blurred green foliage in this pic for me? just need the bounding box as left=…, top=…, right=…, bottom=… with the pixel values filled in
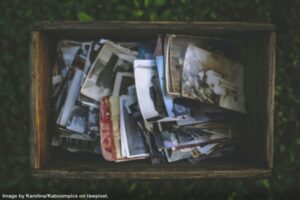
left=0, top=0, right=300, bottom=199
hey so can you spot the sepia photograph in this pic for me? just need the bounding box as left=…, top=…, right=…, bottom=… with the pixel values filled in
left=181, top=44, right=246, bottom=113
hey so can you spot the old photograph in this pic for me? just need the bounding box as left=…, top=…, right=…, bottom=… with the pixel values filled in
left=112, top=72, right=135, bottom=96
left=181, top=44, right=246, bottom=113
left=134, top=59, right=165, bottom=121
left=100, top=96, right=115, bottom=161
left=120, top=95, right=149, bottom=158
left=166, top=34, right=243, bottom=96
left=81, top=41, right=137, bottom=101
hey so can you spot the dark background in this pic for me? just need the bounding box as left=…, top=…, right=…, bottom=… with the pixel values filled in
left=0, top=0, right=300, bottom=199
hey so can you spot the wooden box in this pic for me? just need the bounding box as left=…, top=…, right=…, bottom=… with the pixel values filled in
left=30, top=21, right=275, bottom=179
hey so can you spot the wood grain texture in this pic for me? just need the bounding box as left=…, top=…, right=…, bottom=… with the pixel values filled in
left=30, top=22, right=276, bottom=44
left=29, top=32, right=39, bottom=169
left=32, top=168, right=271, bottom=179
left=30, top=32, right=51, bottom=169
left=266, top=32, right=276, bottom=168
left=32, top=21, right=275, bottom=31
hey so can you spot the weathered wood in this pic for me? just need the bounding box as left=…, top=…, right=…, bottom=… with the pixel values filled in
left=266, top=32, right=276, bottom=168
left=239, top=31, right=275, bottom=168
left=32, top=168, right=271, bottom=179
left=29, top=32, right=38, bottom=169
left=30, top=32, right=52, bottom=169
left=44, top=152, right=252, bottom=170
left=31, top=21, right=276, bottom=42
left=32, top=21, right=275, bottom=32
left=29, top=21, right=275, bottom=179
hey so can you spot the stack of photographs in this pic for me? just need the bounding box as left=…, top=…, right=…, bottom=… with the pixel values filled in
left=52, top=40, right=102, bottom=154
left=51, top=34, right=246, bottom=164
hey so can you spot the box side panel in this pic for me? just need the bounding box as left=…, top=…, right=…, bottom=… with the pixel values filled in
left=31, top=21, right=275, bottom=42
left=241, top=31, right=275, bottom=168
left=266, top=32, right=275, bottom=168
left=32, top=168, right=271, bottom=179
left=30, top=31, right=40, bottom=169
left=30, top=32, right=52, bottom=169
left=32, top=21, right=275, bottom=32
left=254, top=32, right=275, bottom=168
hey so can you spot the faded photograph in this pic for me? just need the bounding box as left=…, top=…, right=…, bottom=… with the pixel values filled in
left=164, top=148, right=195, bottom=162
left=66, top=105, right=88, bottom=134
left=166, top=34, right=243, bottom=96
left=81, top=42, right=136, bottom=101
left=120, top=96, right=149, bottom=158
left=134, top=60, right=165, bottom=121
left=181, top=44, right=246, bottom=113
left=160, top=126, right=213, bottom=149
left=112, top=72, right=135, bottom=96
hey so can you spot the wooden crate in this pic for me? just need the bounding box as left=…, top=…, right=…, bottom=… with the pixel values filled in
left=30, top=21, right=275, bottom=179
